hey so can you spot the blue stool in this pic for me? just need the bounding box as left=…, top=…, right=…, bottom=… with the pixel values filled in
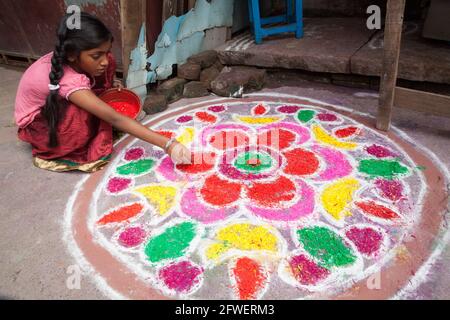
left=248, top=0, right=303, bottom=44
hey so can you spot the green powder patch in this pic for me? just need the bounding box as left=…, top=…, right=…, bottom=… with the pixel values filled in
left=297, top=226, right=356, bottom=269
left=116, top=159, right=155, bottom=176
left=144, top=222, right=197, bottom=263
left=358, top=159, right=409, bottom=180
left=234, top=152, right=273, bottom=173
left=297, top=110, right=316, bottom=123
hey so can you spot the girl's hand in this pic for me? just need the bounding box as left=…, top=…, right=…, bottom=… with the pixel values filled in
left=167, top=141, right=192, bottom=164
left=113, top=79, right=124, bottom=91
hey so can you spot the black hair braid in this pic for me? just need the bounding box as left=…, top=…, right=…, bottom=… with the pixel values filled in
left=40, top=12, right=113, bottom=148
left=41, top=17, right=68, bottom=148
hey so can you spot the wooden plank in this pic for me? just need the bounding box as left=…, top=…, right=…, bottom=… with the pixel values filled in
left=376, top=0, right=406, bottom=131
left=188, top=0, right=196, bottom=10
left=120, top=0, right=146, bottom=81
left=177, top=0, right=185, bottom=16
left=162, top=0, right=177, bottom=26
left=394, top=87, right=450, bottom=117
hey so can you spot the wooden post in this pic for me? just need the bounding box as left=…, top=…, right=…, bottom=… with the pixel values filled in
left=188, top=0, right=196, bottom=10
left=120, top=0, right=146, bottom=82
left=162, top=0, right=177, bottom=26
left=376, top=0, right=406, bottom=131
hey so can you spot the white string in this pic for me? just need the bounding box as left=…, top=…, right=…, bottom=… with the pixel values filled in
left=48, top=84, right=60, bottom=91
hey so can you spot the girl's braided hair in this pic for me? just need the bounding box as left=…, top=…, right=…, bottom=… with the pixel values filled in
left=41, top=12, right=113, bottom=148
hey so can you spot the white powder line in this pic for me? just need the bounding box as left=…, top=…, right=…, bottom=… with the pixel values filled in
left=225, top=34, right=252, bottom=51
left=63, top=175, right=126, bottom=300
left=224, top=34, right=250, bottom=51
left=236, top=38, right=255, bottom=51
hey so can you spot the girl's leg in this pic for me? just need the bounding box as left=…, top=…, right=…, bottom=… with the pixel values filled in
left=18, top=103, right=113, bottom=172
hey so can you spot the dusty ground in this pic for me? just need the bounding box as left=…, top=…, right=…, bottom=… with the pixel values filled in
left=0, top=64, right=449, bottom=300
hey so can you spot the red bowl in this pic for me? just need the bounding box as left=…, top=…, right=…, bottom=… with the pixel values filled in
left=99, top=88, right=142, bottom=120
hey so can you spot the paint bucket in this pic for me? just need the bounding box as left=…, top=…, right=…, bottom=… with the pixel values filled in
left=99, top=88, right=142, bottom=120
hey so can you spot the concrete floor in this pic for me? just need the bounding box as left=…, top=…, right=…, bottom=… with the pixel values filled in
left=0, top=64, right=449, bottom=300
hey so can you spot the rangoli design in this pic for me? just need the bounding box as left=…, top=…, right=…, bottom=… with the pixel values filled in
left=68, top=95, right=449, bottom=300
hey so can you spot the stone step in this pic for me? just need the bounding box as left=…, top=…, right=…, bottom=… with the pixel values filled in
left=216, top=18, right=450, bottom=85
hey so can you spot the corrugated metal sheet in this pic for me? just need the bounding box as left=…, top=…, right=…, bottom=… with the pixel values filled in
left=0, top=0, right=123, bottom=67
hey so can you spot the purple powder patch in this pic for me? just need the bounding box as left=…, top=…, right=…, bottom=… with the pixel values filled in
left=366, top=144, right=397, bottom=158
left=289, top=254, right=330, bottom=285
left=107, top=177, right=132, bottom=193
left=278, top=105, right=301, bottom=114
left=375, top=179, right=404, bottom=201
left=159, top=261, right=203, bottom=294
left=346, top=227, right=383, bottom=257
left=208, top=105, right=226, bottom=113
left=118, top=226, right=147, bottom=248
left=124, top=147, right=145, bottom=161
left=176, top=115, right=193, bottom=123
left=317, top=113, right=338, bottom=122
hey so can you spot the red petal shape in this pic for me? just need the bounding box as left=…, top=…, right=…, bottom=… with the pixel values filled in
left=283, top=148, right=320, bottom=176
left=200, top=175, right=242, bottom=206
left=196, top=111, right=217, bottom=123
left=246, top=176, right=296, bottom=207
left=335, top=126, right=359, bottom=138
left=176, top=152, right=216, bottom=174
left=257, top=128, right=296, bottom=150
left=355, top=200, right=400, bottom=220
left=253, top=104, right=268, bottom=115
left=156, top=130, right=176, bottom=139
left=231, top=257, right=267, bottom=300
left=209, top=130, right=250, bottom=150
left=97, top=203, right=144, bottom=225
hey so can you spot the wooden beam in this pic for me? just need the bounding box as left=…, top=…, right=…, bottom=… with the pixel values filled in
left=162, top=0, right=177, bottom=26
left=376, top=0, right=406, bottom=131
left=394, top=87, right=450, bottom=117
left=188, top=0, right=196, bottom=10
left=120, top=0, right=146, bottom=82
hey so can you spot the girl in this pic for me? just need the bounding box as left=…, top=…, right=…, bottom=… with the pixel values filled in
left=15, top=12, right=191, bottom=172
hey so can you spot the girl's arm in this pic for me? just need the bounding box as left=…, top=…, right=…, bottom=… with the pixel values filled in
left=69, top=89, right=191, bottom=164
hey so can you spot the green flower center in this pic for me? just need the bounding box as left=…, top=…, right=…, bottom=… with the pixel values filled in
left=234, top=152, right=273, bottom=173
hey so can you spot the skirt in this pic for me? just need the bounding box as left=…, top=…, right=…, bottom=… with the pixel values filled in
left=18, top=104, right=113, bottom=173
left=18, top=53, right=117, bottom=173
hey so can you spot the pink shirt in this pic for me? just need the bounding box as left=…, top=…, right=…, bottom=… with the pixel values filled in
left=14, top=52, right=94, bottom=128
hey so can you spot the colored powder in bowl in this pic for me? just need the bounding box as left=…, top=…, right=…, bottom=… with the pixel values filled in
left=108, top=101, right=140, bottom=119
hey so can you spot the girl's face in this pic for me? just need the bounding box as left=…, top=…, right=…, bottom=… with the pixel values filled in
left=68, top=40, right=112, bottom=77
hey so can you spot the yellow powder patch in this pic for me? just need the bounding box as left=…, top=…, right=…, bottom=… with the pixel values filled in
left=176, top=127, right=195, bottom=146
left=205, top=243, right=229, bottom=261
left=134, top=185, right=177, bottom=216
left=395, top=245, right=411, bottom=263
left=313, top=124, right=358, bottom=150
left=205, top=223, right=278, bottom=261
left=234, top=115, right=284, bottom=125
left=321, top=178, right=360, bottom=221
